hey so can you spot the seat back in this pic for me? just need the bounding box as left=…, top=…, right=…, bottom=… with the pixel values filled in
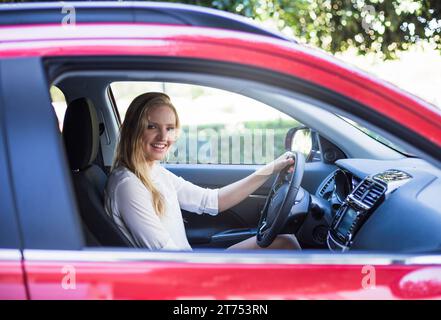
left=63, top=97, right=132, bottom=247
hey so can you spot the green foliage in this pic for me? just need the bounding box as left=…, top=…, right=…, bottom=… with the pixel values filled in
left=170, top=119, right=299, bottom=164
left=168, top=0, right=441, bottom=59
left=4, top=0, right=439, bottom=58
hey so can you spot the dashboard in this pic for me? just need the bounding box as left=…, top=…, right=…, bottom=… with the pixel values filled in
left=315, top=157, right=441, bottom=252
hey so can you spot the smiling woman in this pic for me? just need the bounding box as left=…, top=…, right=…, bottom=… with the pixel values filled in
left=110, top=92, right=180, bottom=218
left=104, top=91, right=299, bottom=251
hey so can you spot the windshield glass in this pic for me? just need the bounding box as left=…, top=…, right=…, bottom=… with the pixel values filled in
left=339, top=116, right=412, bottom=156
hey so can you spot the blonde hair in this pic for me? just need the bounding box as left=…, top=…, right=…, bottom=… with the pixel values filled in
left=113, top=92, right=180, bottom=216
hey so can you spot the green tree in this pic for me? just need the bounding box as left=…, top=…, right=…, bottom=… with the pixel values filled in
left=169, top=0, right=441, bottom=59
left=2, top=0, right=439, bottom=58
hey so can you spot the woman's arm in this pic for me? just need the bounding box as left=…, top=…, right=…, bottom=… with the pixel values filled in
left=218, top=153, right=295, bottom=212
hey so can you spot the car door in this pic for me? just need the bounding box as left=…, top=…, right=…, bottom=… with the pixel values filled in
left=2, top=59, right=401, bottom=301
left=9, top=54, right=441, bottom=302
left=0, top=59, right=29, bottom=300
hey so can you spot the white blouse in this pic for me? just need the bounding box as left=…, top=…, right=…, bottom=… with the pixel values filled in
left=104, top=163, right=219, bottom=251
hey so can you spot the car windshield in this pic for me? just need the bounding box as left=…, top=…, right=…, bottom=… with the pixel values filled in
left=338, top=116, right=412, bottom=156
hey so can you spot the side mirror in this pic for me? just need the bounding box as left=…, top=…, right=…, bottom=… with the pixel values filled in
left=285, top=126, right=317, bottom=161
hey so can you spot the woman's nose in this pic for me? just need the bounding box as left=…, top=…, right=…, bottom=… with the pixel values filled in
left=158, top=127, right=168, bottom=140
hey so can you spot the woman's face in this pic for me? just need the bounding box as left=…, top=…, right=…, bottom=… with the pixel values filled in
left=141, top=105, right=177, bottom=162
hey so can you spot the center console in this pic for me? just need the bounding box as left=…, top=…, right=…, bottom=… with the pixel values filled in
left=327, top=169, right=411, bottom=251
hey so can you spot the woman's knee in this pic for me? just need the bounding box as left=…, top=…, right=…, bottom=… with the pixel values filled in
left=226, top=236, right=259, bottom=250
left=227, top=234, right=301, bottom=251
left=271, top=234, right=301, bottom=250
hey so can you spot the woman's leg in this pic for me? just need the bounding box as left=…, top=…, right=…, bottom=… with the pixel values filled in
left=226, top=234, right=301, bottom=250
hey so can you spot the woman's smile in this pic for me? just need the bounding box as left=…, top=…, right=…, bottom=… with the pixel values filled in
left=150, top=142, right=168, bottom=152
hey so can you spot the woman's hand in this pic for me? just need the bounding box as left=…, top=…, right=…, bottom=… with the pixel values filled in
left=218, top=152, right=295, bottom=212
left=271, top=152, right=296, bottom=173
left=256, top=152, right=295, bottom=176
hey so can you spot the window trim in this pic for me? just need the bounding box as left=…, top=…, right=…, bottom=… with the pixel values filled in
left=23, top=248, right=441, bottom=266
left=106, top=85, right=121, bottom=126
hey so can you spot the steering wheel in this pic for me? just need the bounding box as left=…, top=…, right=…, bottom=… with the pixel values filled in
left=256, top=151, right=307, bottom=247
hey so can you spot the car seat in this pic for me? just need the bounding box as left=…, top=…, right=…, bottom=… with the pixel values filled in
left=63, top=97, right=132, bottom=247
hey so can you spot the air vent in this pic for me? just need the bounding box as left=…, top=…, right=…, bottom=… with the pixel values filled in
left=319, top=174, right=335, bottom=197
left=363, top=183, right=386, bottom=207
left=351, top=179, right=386, bottom=208
left=352, top=180, right=370, bottom=200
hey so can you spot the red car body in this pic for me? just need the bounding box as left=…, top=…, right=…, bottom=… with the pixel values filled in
left=0, top=3, right=440, bottom=300
left=1, top=24, right=439, bottom=147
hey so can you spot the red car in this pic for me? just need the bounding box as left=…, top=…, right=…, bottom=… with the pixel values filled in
left=1, top=2, right=441, bottom=300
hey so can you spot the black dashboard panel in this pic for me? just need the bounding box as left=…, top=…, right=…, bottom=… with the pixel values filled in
left=351, top=171, right=441, bottom=251
left=325, top=158, right=441, bottom=252
left=333, top=170, right=352, bottom=203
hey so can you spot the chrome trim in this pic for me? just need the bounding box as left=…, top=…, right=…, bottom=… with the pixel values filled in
left=316, top=169, right=337, bottom=197
left=258, top=221, right=267, bottom=235
left=23, top=249, right=441, bottom=266
left=403, top=255, right=441, bottom=265
left=347, top=195, right=370, bottom=210
left=327, top=233, right=349, bottom=252
left=248, top=194, right=267, bottom=199
left=0, top=249, right=22, bottom=261
left=347, top=177, right=386, bottom=210
left=212, top=230, right=257, bottom=241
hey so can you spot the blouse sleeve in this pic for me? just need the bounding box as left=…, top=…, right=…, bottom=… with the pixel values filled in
left=162, top=168, right=219, bottom=216
left=114, top=177, right=179, bottom=250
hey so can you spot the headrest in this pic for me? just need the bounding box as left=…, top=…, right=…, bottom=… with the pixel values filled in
left=63, top=97, right=99, bottom=170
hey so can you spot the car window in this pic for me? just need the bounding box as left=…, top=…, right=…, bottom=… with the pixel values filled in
left=110, top=82, right=301, bottom=165
left=49, top=85, right=68, bottom=132
left=338, top=116, right=411, bottom=156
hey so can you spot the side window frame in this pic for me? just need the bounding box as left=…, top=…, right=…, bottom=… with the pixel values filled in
left=1, top=57, right=84, bottom=250
left=0, top=77, right=22, bottom=249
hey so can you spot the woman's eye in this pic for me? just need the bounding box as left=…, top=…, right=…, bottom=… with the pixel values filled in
left=167, top=127, right=175, bottom=132
left=147, top=125, right=156, bottom=129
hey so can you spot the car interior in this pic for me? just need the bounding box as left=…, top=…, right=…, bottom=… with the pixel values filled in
left=48, top=58, right=441, bottom=254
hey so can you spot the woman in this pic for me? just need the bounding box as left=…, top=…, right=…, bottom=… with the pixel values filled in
left=105, top=92, right=301, bottom=251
